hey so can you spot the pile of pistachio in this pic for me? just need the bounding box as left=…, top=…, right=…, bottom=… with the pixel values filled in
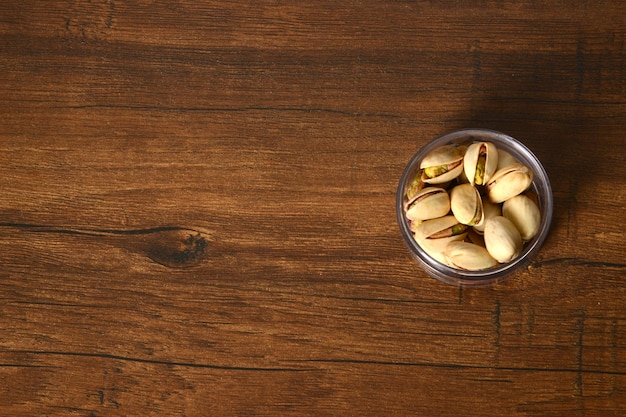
left=404, top=141, right=541, bottom=271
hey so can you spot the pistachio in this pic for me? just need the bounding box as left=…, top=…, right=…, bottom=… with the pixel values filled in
left=496, top=149, right=518, bottom=170
left=443, top=241, right=498, bottom=270
left=503, top=194, right=541, bottom=241
left=484, top=216, right=523, bottom=263
left=420, top=145, right=466, bottom=184
left=408, top=219, right=422, bottom=234
left=466, top=228, right=485, bottom=247
left=486, top=163, right=533, bottom=203
left=473, top=198, right=501, bottom=234
left=450, top=183, right=484, bottom=226
left=404, top=169, right=425, bottom=202
left=405, top=187, right=451, bottom=222
left=464, top=142, right=498, bottom=186
left=413, top=215, right=468, bottom=265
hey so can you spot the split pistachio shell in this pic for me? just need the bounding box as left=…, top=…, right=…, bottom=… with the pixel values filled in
left=464, top=142, right=498, bottom=186
left=404, top=169, right=425, bottom=202
left=503, top=195, right=540, bottom=241
left=466, top=228, right=485, bottom=246
left=443, top=241, right=498, bottom=270
left=484, top=216, right=523, bottom=263
left=473, top=198, right=501, bottom=234
left=487, top=163, right=533, bottom=203
left=405, top=187, right=451, bottom=222
left=420, top=145, right=466, bottom=184
left=496, top=149, right=518, bottom=170
left=408, top=219, right=422, bottom=234
left=450, top=183, right=484, bottom=226
left=413, top=215, right=468, bottom=265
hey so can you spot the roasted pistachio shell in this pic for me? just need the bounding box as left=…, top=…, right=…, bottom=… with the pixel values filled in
left=450, top=183, right=484, bottom=226
left=503, top=195, right=540, bottom=241
left=496, top=149, right=518, bottom=170
left=419, top=145, right=466, bottom=184
left=464, top=142, right=498, bottom=186
left=484, top=216, right=523, bottom=263
left=443, top=241, right=498, bottom=271
left=404, top=169, right=425, bottom=202
left=408, top=219, right=424, bottom=235
left=413, top=215, right=468, bottom=265
left=466, top=228, right=485, bottom=246
left=405, top=187, right=451, bottom=222
left=487, top=163, right=533, bottom=203
left=473, top=198, right=501, bottom=234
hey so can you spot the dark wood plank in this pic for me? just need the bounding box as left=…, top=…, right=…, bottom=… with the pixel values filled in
left=1, top=1, right=625, bottom=415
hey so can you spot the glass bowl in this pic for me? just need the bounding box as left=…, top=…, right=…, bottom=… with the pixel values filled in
left=396, top=128, right=553, bottom=287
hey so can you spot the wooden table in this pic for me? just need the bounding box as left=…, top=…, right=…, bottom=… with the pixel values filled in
left=1, top=1, right=625, bottom=415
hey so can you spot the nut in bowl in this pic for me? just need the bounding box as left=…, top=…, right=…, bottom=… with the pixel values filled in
left=397, top=129, right=553, bottom=287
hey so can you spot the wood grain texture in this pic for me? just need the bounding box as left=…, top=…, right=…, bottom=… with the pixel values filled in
left=1, top=1, right=625, bottom=416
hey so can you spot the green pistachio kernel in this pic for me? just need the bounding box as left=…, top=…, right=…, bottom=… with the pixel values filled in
left=474, top=148, right=487, bottom=185
left=424, top=165, right=448, bottom=179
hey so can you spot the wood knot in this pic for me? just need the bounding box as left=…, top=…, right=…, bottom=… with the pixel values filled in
left=145, top=228, right=211, bottom=268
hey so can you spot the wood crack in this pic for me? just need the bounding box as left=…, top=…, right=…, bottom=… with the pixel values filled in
left=13, top=350, right=309, bottom=372
left=529, top=257, right=626, bottom=269
left=295, top=359, right=626, bottom=376
left=0, top=223, right=212, bottom=268
left=47, top=104, right=400, bottom=118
